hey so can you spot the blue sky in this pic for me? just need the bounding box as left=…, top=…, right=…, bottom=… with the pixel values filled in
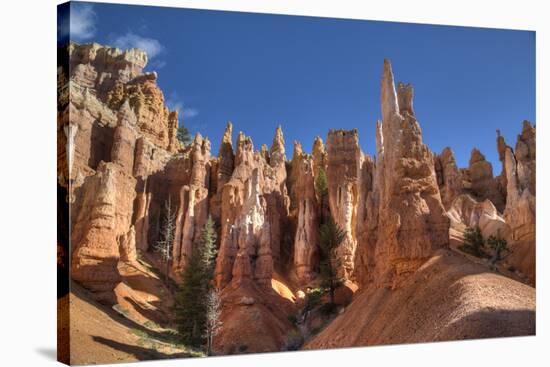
left=59, top=1, right=535, bottom=170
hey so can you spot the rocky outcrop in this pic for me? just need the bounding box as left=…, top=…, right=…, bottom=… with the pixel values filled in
left=435, top=147, right=463, bottom=210
left=326, top=129, right=360, bottom=279
left=287, top=141, right=304, bottom=216
left=70, top=161, right=136, bottom=298
left=210, top=122, right=235, bottom=221
left=215, top=126, right=290, bottom=288
left=70, top=100, right=140, bottom=297
left=355, top=60, right=449, bottom=288
left=264, top=126, right=291, bottom=265
left=495, top=129, right=509, bottom=203
left=106, top=72, right=178, bottom=152
left=514, top=121, right=536, bottom=196
left=110, top=100, right=138, bottom=173
left=231, top=168, right=273, bottom=286
left=312, top=136, right=327, bottom=179
left=356, top=151, right=375, bottom=241
left=215, top=131, right=256, bottom=288
left=119, top=226, right=137, bottom=263
left=63, top=42, right=536, bottom=357
left=467, top=148, right=505, bottom=212
left=172, top=134, right=211, bottom=272
left=447, top=194, right=506, bottom=239
left=65, top=43, right=179, bottom=178
left=502, top=121, right=536, bottom=285
left=62, top=43, right=185, bottom=298
left=68, top=43, right=147, bottom=99
left=291, top=151, right=319, bottom=283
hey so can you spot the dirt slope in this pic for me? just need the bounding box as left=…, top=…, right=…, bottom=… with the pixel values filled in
left=305, top=249, right=535, bottom=350
left=61, top=281, right=200, bottom=365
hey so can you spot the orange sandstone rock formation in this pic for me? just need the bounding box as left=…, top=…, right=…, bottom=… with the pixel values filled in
left=502, top=121, right=536, bottom=285
left=326, top=129, right=361, bottom=278
left=355, top=60, right=449, bottom=288
left=435, top=147, right=463, bottom=210
left=468, top=148, right=505, bottom=212
left=60, top=42, right=536, bottom=356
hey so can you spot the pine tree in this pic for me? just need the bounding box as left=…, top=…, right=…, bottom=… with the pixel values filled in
left=177, top=125, right=191, bottom=146
left=174, top=215, right=218, bottom=347
left=318, top=216, right=346, bottom=305
left=315, top=167, right=329, bottom=224
left=464, top=226, right=485, bottom=257
left=487, top=230, right=508, bottom=265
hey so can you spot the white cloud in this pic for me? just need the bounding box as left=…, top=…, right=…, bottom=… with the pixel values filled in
left=166, top=94, right=183, bottom=112
left=151, top=59, right=167, bottom=69
left=70, top=3, right=97, bottom=41
left=166, top=92, right=199, bottom=120
left=183, top=108, right=199, bottom=119
left=113, top=32, right=164, bottom=59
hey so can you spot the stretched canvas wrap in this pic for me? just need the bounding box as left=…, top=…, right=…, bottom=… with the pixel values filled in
left=57, top=1, right=536, bottom=365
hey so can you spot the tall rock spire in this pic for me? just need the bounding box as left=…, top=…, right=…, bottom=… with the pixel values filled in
left=397, top=82, right=415, bottom=116
left=312, top=136, right=326, bottom=179
left=326, top=129, right=360, bottom=278
left=435, top=147, right=463, bottom=210
left=293, top=155, right=319, bottom=283
left=269, top=125, right=286, bottom=167
left=355, top=59, right=449, bottom=287
left=381, top=59, right=400, bottom=124
left=502, top=120, right=536, bottom=285
left=111, top=99, right=138, bottom=173
left=217, top=121, right=235, bottom=188
left=468, top=148, right=505, bottom=212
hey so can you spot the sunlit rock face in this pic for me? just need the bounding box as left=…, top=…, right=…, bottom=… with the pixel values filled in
left=447, top=194, right=506, bottom=239
left=502, top=121, right=536, bottom=285
left=60, top=43, right=181, bottom=296
left=210, top=122, right=235, bottom=223
left=312, top=135, right=327, bottom=179
left=61, top=42, right=536, bottom=355
left=435, top=147, right=463, bottom=210
left=326, top=129, right=361, bottom=279
left=214, top=126, right=290, bottom=289
left=467, top=148, right=505, bottom=212
left=171, top=133, right=212, bottom=273
left=355, top=60, right=449, bottom=288
left=214, top=131, right=256, bottom=289
left=70, top=100, right=139, bottom=297
left=290, top=148, right=319, bottom=284
left=230, top=167, right=273, bottom=286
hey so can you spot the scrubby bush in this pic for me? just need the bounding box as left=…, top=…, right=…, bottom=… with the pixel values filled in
left=462, top=226, right=486, bottom=257
left=305, top=288, right=324, bottom=311
left=487, top=232, right=508, bottom=265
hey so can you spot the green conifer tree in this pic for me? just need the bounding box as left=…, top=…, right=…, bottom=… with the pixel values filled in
left=318, top=216, right=346, bottom=305
left=315, top=167, right=329, bottom=224
left=174, top=215, right=218, bottom=347
left=177, top=125, right=192, bottom=146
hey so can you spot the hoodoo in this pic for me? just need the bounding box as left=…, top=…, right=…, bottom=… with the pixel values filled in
left=59, top=43, right=536, bottom=361
left=355, top=60, right=449, bottom=288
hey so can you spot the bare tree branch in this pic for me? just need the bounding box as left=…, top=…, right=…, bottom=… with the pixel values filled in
left=204, top=288, right=223, bottom=355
